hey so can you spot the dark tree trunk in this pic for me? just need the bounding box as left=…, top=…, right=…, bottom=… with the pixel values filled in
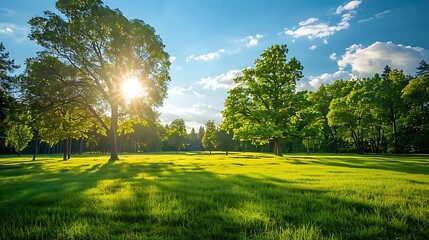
left=67, top=138, right=72, bottom=160
left=78, top=138, right=84, bottom=155
left=273, top=137, right=283, bottom=156
left=63, top=139, right=68, bottom=161
left=109, top=103, right=119, bottom=161
left=32, top=131, right=39, bottom=161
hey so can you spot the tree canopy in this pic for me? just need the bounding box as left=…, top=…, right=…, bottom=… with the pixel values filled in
left=222, top=44, right=303, bottom=156
left=28, top=0, right=170, bottom=161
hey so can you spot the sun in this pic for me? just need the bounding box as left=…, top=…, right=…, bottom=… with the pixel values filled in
left=121, top=77, right=143, bottom=100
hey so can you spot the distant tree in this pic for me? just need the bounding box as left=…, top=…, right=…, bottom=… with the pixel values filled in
left=5, top=114, right=33, bottom=156
left=222, top=44, right=303, bottom=156
left=28, top=0, right=170, bottom=161
left=215, top=129, right=234, bottom=155
left=416, top=60, right=429, bottom=77
left=166, top=119, right=187, bottom=153
left=198, top=126, right=205, bottom=151
left=202, top=120, right=217, bottom=154
left=186, top=127, right=199, bottom=151
left=381, top=65, right=391, bottom=80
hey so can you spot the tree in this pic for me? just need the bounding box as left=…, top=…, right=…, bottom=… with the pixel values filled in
left=28, top=0, right=170, bottom=161
left=186, top=127, right=199, bottom=151
left=381, top=65, right=391, bottom=80
left=215, top=130, right=234, bottom=155
left=166, top=119, right=187, bottom=153
left=5, top=114, right=33, bottom=156
left=416, top=60, right=429, bottom=77
left=202, top=120, right=217, bottom=154
left=0, top=42, right=20, bottom=153
left=378, top=70, right=408, bottom=153
left=222, top=44, right=303, bottom=156
left=21, top=54, right=93, bottom=160
left=402, top=75, right=429, bottom=153
left=0, top=42, right=19, bottom=92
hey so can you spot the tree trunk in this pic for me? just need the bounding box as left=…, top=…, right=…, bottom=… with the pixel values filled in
left=78, top=138, right=84, bottom=155
left=273, top=137, right=283, bottom=156
left=67, top=138, right=72, bottom=160
left=393, top=118, right=398, bottom=154
left=225, top=149, right=229, bottom=156
left=109, top=103, right=119, bottom=161
left=32, top=131, right=39, bottom=161
left=63, top=139, right=68, bottom=161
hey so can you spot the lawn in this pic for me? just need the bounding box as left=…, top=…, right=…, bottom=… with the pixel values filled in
left=0, top=152, right=428, bottom=239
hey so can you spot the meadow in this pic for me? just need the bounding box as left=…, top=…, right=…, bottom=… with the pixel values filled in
left=0, top=152, right=428, bottom=239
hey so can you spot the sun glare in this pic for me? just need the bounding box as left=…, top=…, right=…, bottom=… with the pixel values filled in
left=121, top=77, right=143, bottom=100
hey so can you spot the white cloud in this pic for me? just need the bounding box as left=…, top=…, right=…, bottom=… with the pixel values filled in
left=168, top=85, right=204, bottom=98
left=309, top=45, right=317, bottom=50
left=337, top=41, right=429, bottom=78
left=308, top=70, right=353, bottom=90
left=323, top=39, right=328, bottom=44
left=299, top=17, right=319, bottom=26
left=0, top=23, right=27, bottom=42
left=160, top=102, right=222, bottom=132
left=285, top=1, right=361, bottom=40
left=358, top=10, right=391, bottom=23
left=329, top=53, right=337, bottom=61
left=169, top=56, right=176, bottom=63
left=198, top=69, right=243, bottom=90
left=336, top=0, right=362, bottom=14
left=245, top=33, right=264, bottom=47
left=186, top=49, right=226, bottom=62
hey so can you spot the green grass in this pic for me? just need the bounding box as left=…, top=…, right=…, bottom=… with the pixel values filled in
left=0, top=152, right=428, bottom=239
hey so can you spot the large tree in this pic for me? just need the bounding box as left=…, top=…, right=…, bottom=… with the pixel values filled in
left=28, top=0, right=170, bottom=161
left=222, top=44, right=303, bottom=156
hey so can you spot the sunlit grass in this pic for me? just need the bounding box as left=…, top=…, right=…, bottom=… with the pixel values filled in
left=0, top=152, right=428, bottom=239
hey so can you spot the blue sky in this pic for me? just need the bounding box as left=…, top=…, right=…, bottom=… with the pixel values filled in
left=1, top=0, right=429, bottom=131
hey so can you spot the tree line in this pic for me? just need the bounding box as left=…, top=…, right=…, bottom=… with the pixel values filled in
left=1, top=0, right=428, bottom=159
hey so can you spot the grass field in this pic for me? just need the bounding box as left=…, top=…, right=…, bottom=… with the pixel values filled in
left=0, top=152, right=428, bottom=239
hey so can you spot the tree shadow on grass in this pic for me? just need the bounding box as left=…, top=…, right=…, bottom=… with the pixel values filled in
left=287, top=155, right=429, bottom=175
left=0, top=159, right=428, bottom=239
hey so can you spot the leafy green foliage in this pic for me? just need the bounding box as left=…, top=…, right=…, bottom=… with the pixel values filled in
left=27, top=0, right=170, bottom=161
left=222, top=44, right=303, bottom=156
left=166, top=119, right=187, bottom=152
left=202, top=120, right=217, bottom=154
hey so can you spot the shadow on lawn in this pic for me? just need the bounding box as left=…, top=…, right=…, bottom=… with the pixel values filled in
left=0, top=159, right=427, bottom=239
left=287, top=155, right=429, bottom=175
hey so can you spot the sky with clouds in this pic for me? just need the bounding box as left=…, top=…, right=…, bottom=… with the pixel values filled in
left=1, top=0, right=429, bottom=132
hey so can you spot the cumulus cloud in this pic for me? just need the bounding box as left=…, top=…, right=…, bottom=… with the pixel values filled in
left=323, top=39, right=329, bottom=44
left=285, top=0, right=361, bottom=40
left=168, top=85, right=204, bottom=98
left=337, top=41, right=429, bottom=78
left=198, top=69, right=243, bottom=90
left=309, top=45, right=317, bottom=50
left=308, top=70, right=353, bottom=90
left=160, top=102, right=222, bottom=132
left=0, top=23, right=27, bottom=41
left=186, top=49, right=226, bottom=62
left=245, top=33, right=264, bottom=47
left=301, top=41, right=429, bottom=92
left=336, top=0, right=362, bottom=14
